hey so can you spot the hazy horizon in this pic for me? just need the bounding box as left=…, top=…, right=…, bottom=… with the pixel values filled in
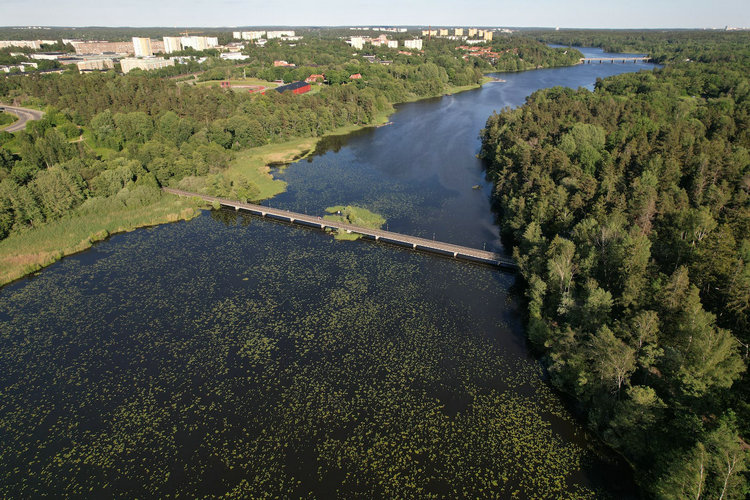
left=1, top=0, right=749, bottom=30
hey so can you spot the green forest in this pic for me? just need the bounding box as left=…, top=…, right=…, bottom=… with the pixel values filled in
left=481, top=31, right=749, bottom=498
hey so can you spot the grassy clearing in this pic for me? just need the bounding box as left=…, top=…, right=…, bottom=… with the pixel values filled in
left=80, top=127, right=118, bottom=158
left=195, top=78, right=279, bottom=89
left=324, top=205, right=386, bottom=241
left=0, top=194, right=202, bottom=287
left=177, top=136, right=319, bottom=202
left=304, top=84, right=326, bottom=95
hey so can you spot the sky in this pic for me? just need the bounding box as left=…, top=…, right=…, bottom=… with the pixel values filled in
left=1, top=0, right=749, bottom=29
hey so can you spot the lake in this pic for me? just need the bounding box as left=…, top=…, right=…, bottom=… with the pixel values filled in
left=0, top=48, right=655, bottom=497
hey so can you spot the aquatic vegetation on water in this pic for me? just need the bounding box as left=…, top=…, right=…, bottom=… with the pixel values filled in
left=0, top=213, right=606, bottom=497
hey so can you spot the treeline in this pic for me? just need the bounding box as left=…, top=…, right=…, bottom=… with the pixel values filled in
left=487, top=37, right=583, bottom=71
left=481, top=58, right=749, bottom=497
left=532, top=29, right=750, bottom=65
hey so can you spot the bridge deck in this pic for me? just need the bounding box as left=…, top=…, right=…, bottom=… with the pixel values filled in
left=581, top=56, right=651, bottom=63
left=164, top=188, right=517, bottom=270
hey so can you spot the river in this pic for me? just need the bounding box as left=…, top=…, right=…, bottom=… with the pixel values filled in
left=0, top=48, right=655, bottom=497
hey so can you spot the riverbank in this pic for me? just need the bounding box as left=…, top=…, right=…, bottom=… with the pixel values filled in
left=0, top=74, right=492, bottom=288
left=0, top=194, right=201, bottom=287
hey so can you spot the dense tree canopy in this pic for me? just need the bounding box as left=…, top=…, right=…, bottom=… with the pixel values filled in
left=481, top=53, right=749, bottom=498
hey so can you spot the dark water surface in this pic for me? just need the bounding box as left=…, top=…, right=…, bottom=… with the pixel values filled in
left=0, top=49, right=655, bottom=497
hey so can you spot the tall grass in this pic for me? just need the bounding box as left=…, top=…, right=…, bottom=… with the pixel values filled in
left=0, top=193, right=201, bottom=287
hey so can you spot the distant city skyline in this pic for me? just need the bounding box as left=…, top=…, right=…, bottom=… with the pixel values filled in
left=1, top=0, right=749, bottom=29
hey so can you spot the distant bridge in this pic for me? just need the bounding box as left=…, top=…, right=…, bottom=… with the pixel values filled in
left=164, top=188, right=518, bottom=270
left=581, top=57, right=651, bottom=64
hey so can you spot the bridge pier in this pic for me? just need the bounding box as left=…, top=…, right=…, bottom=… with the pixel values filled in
left=261, top=212, right=266, bottom=217
left=453, top=252, right=458, bottom=258
left=413, top=243, right=417, bottom=249
left=235, top=206, right=239, bottom=211
left=375, top=235, right=380, bottom=241
left=290, top=218, right=295, bottom=223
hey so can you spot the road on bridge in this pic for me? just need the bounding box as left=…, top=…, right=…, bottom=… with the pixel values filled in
left=1, top=104, right=45, bottom=133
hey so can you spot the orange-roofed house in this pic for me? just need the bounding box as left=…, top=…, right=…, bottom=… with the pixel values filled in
left=305, top=74, right=325, bottom=83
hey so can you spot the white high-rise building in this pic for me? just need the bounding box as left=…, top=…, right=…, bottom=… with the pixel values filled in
left=163, top=37, right=182, bottom=54
left=266, top=31, right=295, bottom=39
left=180, top=36, right=219, bottom=52
left=181, top=36, right=205, bottom=51
left=404, top=39, right=423, bottom=50
left=132, top=37, right=153, bottom=57
left=120, top=57, right=174, bottom=74
left=349, top=37, right=366, bottom=50
left=233, top=31, right=265, bottom=40
left=242, top=31, right=266, bottom=40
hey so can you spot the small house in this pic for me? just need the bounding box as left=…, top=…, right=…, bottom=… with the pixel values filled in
left=305, top=74, right=325, bottom=83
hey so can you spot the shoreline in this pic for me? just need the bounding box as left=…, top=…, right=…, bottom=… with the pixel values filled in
left=0, top=198, right=202, bottom=288
left=0, top=65, right=557, bottom=288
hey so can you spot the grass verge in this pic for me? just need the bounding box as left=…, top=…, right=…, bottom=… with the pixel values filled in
left=0, top=111, right=18, bottom=130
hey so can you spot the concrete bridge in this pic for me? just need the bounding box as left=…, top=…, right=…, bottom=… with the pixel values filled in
left=581, top=57, right=651, bottom=64
left=164, top=188, right=518, bottom=270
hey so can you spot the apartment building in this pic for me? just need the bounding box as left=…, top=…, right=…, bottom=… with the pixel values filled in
left=132, top=37, right=153, bottom=57
left=120, top=57, right=174, bottom=74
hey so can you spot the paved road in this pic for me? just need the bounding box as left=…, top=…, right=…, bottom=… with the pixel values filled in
left=1, top=105, right=45, bottom=133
